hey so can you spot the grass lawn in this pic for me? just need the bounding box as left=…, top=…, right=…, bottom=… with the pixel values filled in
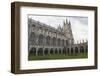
left=28, top=52, right=88, bottom=61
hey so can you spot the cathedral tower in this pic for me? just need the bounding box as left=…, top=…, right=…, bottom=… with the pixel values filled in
left=63, top=19, right=74, bottom=45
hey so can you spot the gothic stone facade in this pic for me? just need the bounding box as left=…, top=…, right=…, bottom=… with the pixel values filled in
left=28, top=18, right=87, bottom=56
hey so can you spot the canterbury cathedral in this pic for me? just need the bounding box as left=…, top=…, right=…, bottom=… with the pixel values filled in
left=28, top=18, right=88, bottom=56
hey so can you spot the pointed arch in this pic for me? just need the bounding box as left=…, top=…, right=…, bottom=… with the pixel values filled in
left=29, top=47, right=36, bottom=55
left=75, top=47, right=78, bottom=53
left=80, top=46, right=84, bottom=53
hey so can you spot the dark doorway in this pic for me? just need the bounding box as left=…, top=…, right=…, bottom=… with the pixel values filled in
left=46, top=36, right=50, bottom=46
left=38, top=34, right=44, bottom=45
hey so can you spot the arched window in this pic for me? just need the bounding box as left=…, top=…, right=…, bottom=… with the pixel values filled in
left=66, top=40, right=68, bottom=45
left=53, top=37, right=56, bottom=46
left=58, top=38, right=61, bottom=46
left=62, top=39, right=64, bottom=46
left=38, top=34, right=44, bottom=45
left=46, top=36, right=50, bottom=46
left=29, top=32, right=36, bottom=45
left=32, top=24, right=35, bottom=27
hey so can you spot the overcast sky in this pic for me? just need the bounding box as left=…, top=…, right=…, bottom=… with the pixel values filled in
left=29, top=15, right=88, bottom=43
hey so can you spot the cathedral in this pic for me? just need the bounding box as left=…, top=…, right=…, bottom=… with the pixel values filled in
left=28, top=18, right=87, bottom=56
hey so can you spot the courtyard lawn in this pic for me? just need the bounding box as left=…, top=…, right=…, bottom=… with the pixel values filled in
left=28, top=52, right=88, bottom=61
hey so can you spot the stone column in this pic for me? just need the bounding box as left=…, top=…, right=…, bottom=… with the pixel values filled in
left=43, top=48, right=45, bottom=56
left=69, top=47, right=71, bottom=54
left=73, top=47, right=75, bottom=54
left=36, top=48, right=38, bottom=56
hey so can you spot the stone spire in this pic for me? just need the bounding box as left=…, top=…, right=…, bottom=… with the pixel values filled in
left=69, top=20, right=71, bottom=25
left=63, top=20, right=66, bottom=25
left=58, top=24, right=62, bottom=31
left=66, top=18, right=69, bottom=24
left=82, top=39, right=84, bottom=43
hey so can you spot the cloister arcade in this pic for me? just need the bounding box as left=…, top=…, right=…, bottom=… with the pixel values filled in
left=29, top=32, right=88, bottom=56
left=29, top=44, right=88, bottom=56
